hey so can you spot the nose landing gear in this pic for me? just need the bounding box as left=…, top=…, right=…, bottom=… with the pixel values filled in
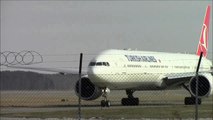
left=101, top=88, right=111, bottom=107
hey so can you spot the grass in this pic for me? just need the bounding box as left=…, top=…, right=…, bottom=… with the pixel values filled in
left=1, top=104, right=213, bottom=119
left=1, top=90, right=212, bottom=119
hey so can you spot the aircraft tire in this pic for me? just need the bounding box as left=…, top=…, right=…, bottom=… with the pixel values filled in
left=101, top=100, right=111, bottom=107
left=106, top=100, right=111, bottom=107
left=101, top=100, right=105, bottom=107
left=184, top=97, right=201, bottom=105
left=121, top=98, right=139, bottom=106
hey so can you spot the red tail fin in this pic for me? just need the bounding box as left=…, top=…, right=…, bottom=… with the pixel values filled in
left=196, top=5, right=211, bottom=57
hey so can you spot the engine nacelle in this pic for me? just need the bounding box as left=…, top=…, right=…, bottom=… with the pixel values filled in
left=189, top=73, right=213, bottom=98
left=75, top=76, right=102, bottom=100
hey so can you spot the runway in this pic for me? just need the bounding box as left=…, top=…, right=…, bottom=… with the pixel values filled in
left=0, top=90, right=196, bottom=107
left=1, top=104, right=213, bottom=119
left=1, top=103, right=175, bottom=114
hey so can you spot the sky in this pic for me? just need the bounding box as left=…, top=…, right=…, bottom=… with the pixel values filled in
left=1, top=1, right=212, bottom=71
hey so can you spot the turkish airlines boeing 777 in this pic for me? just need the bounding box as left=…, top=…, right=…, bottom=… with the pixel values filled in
left=7, top=5, right=213, bottom=107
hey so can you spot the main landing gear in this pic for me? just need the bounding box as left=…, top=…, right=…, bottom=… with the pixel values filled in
left=101, top=88, right=111, bottom=107
left=182, top=84, right=202, bottom=105
left=184, top=97, right=201, bottom=105
left=121, top=90, right=139, bottom=106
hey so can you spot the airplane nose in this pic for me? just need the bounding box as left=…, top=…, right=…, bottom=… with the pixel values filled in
left=88, top=67, right=98, bottom=75
left=88, top=67, right=105, bottom=79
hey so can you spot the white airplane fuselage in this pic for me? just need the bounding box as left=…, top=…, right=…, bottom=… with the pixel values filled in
left=87, top=49, right=212, bottom=90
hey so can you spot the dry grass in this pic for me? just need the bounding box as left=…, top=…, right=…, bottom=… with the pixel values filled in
left=1, top=90, right=212, bottom=119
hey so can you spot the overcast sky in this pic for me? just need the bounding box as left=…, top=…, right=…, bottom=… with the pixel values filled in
left=1, top=1, right=212, bottom=70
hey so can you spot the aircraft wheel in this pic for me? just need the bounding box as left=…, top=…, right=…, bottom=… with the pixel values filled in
left=101, top=100, right=111, bottom=107
left=121, top=98, right=139, bottom=106
left=106, top=100, right=111, bottom=107
left=101, top=100, right=106, bottom=107
left=184, top=97, right=201, bottom=105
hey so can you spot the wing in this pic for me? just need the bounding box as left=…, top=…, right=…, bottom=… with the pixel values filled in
left=162, top=71, right=212, bottom=89
left=162, top=72, right=195, bottom=88
left=5, top=65, right=87, bottom=75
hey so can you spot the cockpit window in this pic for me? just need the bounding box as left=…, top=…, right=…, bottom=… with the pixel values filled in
left=103, top=62, right=107, bottom=66
left=89, top=62, right=110, bottom=66
left=106, top=62, right=110, bottom=66
left=89, top=62, right=96, bottom=66
left=96, top=62, right=103, bottom=66
left=104, top=62, right=110, bottom=66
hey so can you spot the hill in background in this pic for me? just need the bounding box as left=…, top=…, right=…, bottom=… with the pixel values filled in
left=0, top=71, right=78, bottom=90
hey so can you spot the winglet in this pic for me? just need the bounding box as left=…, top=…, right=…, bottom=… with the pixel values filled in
left=196, top=5, right=211, bottom=57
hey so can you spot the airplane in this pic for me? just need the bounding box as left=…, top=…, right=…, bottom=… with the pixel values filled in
left=5, top=5, right=213, bottom=107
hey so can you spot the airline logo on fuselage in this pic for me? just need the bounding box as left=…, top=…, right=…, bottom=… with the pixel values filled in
left=125, top=55, right=157, bottom=62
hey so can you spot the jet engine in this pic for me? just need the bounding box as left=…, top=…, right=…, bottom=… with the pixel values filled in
left=189, top=73, right=213, bottom=97
left=75, top=76, right=102, bottom=100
